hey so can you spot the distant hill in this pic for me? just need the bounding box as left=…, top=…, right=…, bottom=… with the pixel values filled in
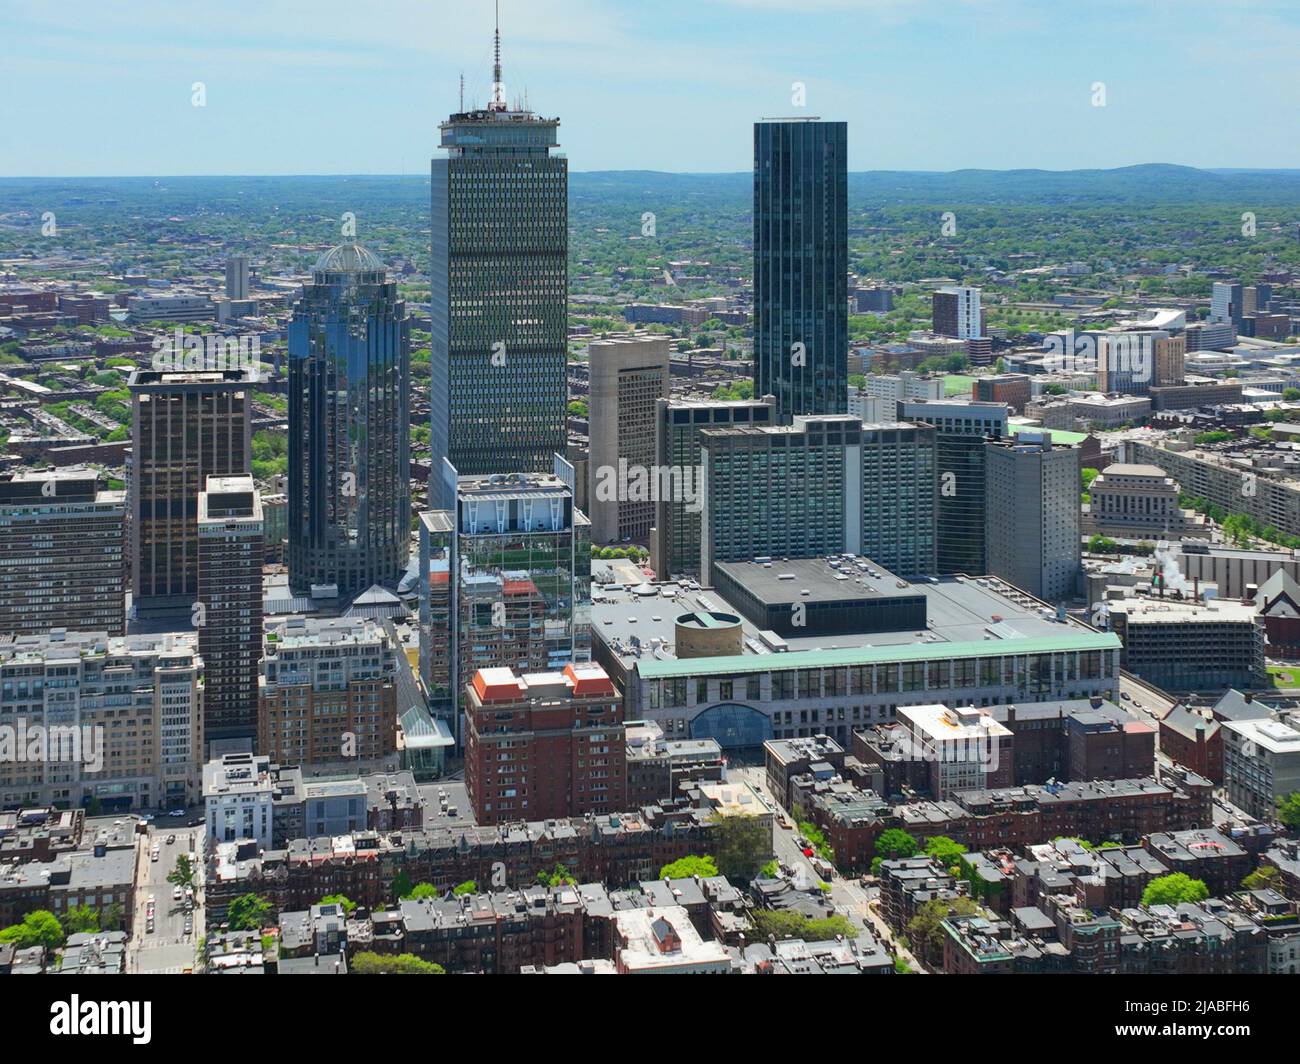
left=572, top=163, right=1300, bottom=206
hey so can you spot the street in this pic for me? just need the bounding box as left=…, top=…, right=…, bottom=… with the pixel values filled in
left=128, top=823, right=205, bottom=974
left=727, top=764, right=925, bottom=972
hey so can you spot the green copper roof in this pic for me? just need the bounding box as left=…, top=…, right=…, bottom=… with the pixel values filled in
left=634, top=631, right=1121, bottom=680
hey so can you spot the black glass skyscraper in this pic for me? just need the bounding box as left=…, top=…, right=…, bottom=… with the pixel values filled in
left=287, top=243, right=410, bottom=597
left=753, top=119, right=848, bottom=422
left=429, top=19, right=567, bottom=508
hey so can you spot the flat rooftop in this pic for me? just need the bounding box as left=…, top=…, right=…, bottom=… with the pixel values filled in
left=714, top=556, right=919, bottom=606
left=594, top=571, right=1110, bottom=675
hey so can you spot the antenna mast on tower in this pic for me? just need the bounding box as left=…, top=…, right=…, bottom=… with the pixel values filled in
left=490, top=1, right=506, bottom=111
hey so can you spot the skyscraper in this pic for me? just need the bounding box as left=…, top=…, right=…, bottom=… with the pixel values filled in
left=587, top=335, right=670, bottom=545
left=287, top=243, right=410, bottom=599
left=932, top=286, right=983, bottom=340
left=127, top=367, right=254, bottom=618
left=225, top=254, right=249, bottom=300
left=430, top=15, right=567, bottom=507
left=418, top=467, right=591, bottom=743
left=753, top=118, right=848, bottom=422
left=198, top=474, right=264, bottom=752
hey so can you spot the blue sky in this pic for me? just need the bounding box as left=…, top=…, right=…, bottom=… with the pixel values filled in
left=2, top=0, right=1298, bottom=176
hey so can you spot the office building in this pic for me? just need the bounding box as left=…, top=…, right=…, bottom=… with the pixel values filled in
left=197, top=475, right=264, bottom=752
left=259, top=616, right=398, bottom=767
left=464, top=662, right=625, bottom=824
left=417, top=469, right=591, bottom=741
left=984, top=433, right=1080, bottom=601
left=586, top=335, right=670, bottom=544
left=1223, top=712, right=1300, bottom=821
left=127, top=368, right=254, bottom=617
left=849, top=371, right=944, bottom=423
left=429, top=27, right=567, bottom=506
left=896, top=704, right=1014, bottom=796
left=204, top=752, right=276, bottom=849
left=0, top=469, right=125, bottom=637
left=0, top=630, right=204, bottom=811
left=932, top=286, right=983, bottom=341
left=973, top=374, right=1031, bottom=415
left=287, top=243, right=410, bottom=599
left=1211, top=281, right=1244, bottom=328
left=225, top=255, right=249, bottom=301
left=898, top=399, right=1008, bottom=576
left=753, top=118, right=848, bottom=421
left=649, top=396, right=775, bottom=580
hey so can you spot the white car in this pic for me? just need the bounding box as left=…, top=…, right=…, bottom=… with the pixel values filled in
left=173, top=886, right=183, bottom=900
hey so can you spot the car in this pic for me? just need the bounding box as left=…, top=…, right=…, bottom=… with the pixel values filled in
left=167, top=809, right=185, bottom=818
left=166, top=833, right=176, bottom=845
left=150, top=850, right=159, bottom=862
left=146, top=922, right=155, bottom=934
left=173, top=886, right=183, bottom=900
left=801, top=847, right=815, bottom=858
left=1120, top=692, right=1131, bottom=701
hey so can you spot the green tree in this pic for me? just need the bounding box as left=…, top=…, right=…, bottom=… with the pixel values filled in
left=318, top=894, right=357, bottom=915
left=167, top=853, right=196, bottom=891
left=1277, top=791, right=1300, bottom=831
left=390, top=869, right=413, bottom=901
left=749, top=909, right=856, bottom=942
left=60, top=905, right=100, bottom=935
left=350, top=951, right=445, bottom=974
left=875, top=828, right=919, bottom=861
left=0, top=910, right=65, bottom=951
left=924, top=835, right=968, bottom=872
left=1242, top=865, right=1281, bottom=891
left=659, top=855, right=718, bottom=880
left=451, top=880, right=478, bottom=896
left=1141, top=873, right=1209, bottom=907
left=710, top=814, right=772, bottom=882
left=1284, top=388, right=1300, bottom=401
left=535, top=864, right=577, bottom=887
left=906, top=896, right=981, bottom=966
left=226, top=893, right=272, bottom=932
left=402, top=882, right=439, bottom=901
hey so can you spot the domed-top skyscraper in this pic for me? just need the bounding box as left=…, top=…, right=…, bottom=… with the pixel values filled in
left=287, top=242, right=410, bottom=597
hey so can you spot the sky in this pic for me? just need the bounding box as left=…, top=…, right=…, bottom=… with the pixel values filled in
left=2, top=0, right=1298, bottom=176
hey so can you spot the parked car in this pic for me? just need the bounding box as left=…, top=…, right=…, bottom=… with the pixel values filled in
left=167, top=809, right=185, bottom=818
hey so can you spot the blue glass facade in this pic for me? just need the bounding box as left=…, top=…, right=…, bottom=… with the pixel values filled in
left=287, top=244, right=410, bottom=597
left=753, top=119, right=848, bottom=423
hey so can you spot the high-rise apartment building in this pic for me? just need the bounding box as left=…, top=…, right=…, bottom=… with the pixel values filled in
left=464, top=662, right=625, bottom=825
left=0, top=630, right=204, bottom=811
left=197, top=474, right=264, bottom=752
left=858, top=422, right=938, bottom=578
left=225, top=254, right=250, bottom=300
left=429, top=26, right=567, bottom=507
left=700, top=414, right=852, bottom=578
left=0, top=469, right=126, bottom=637
left=127, top=368, right=254, bottom=618
left=586, top=335, right=670, bottom=544
left=698, top=415, right=938, bottom=581
left=932, top=286, right=983, bottom=341
left=753, top=118, right=848, bottom=422
left=649, top=396, right=776, bottom=580
left=898, top=399, right=1008, bottom=576
left=418, top=468, right=592, bottom=743
left=984, top=433, right=1081, bottom=601
left=287, top=243, right=410, bottom=599
left=259, top=616, right=398, bottom=767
